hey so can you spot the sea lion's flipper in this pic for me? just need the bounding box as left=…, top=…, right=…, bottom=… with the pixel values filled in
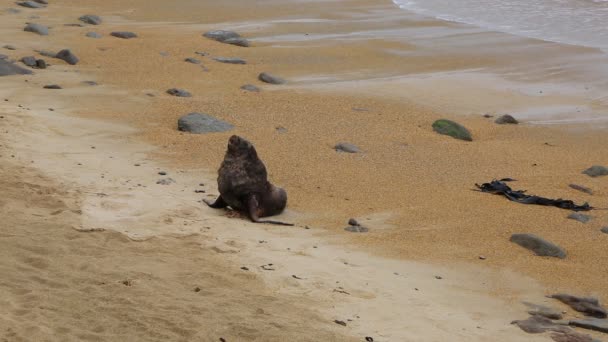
left=246, top=195, right=294, bottom=226
left=204, top=196, right=228, bottom=209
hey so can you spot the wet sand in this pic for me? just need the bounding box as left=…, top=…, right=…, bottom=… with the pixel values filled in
left=1, top=0, right=608, bottom=340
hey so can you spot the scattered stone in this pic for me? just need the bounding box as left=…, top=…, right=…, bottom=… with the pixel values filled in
left=194, top=287, right=201, bottom=292
left=582, top=165, right=608, bottom=177
left=348, top=218, right=359, bottom=226
left=213, top=57, right=246, bottom=64
left=483, top=113, right=493, bottom=118
left=177, top=113, right=233, bottom=134
left=85, top=32, right=102, bottom=39
left=524, top=302, right=564, bottom=320
left=111, top=31, right=137, bottom=39
left=21, top=56, right=37, bottom=67
left=569, top=184, right=593, bottom=195
left=156, top=178, right=175, bottom=185
left=55, top=49, right=79, bottom=65
left=601, top=227, right=608, bottom=234
left=334, top=142, right=361, bottom=153
left=79, top=15, right=102, bottom=25
left=185, top=57, right=201, bottom=64
left=203, top=30, right=250, bottom=47
left=549, top=294, right=607, bottom=318
left=345, top=225, right=368, bottom=233
left=24, top=23, right=49, bottom=35
left=158, top=171, right=167, bottom=176
left=568, top=213, right=591, bottom=224
left=495, top=114, right=519, bottom=124
left=35, top=59, right=46, bottom=69
left=64, top=23, right=84, bottom=27
left=3, top=45, right=16, bottom=51
left=240, top=84, right=260, bottom=92
left=511, top=315, right=569, bottom=334
left=0, top=59, right=32, bottom=76
left=37, top=50, right=56, bottom=58
left=432, top=119, right=473, bottom=141
left=435, top=275, right=443, bottom=280
left=224, top=37, right=250, bottom=47
left=275, top=126, right=287, bottom=133
left=365, top=338, right=374, bottom=342
left=82, top=80, right=98, bottom=86
left=333, top=320, right=347, bottom=326
left=18, top=1, right=45, bottom=9
left=43, top=84, right=62, bottom=89
left=166, top=88, right=192, bottom=97
left=258, top=72, right=286, bottom=85
left=195, top=51, right=208, bottom=56
left=569, top=318, right=608, bottom=334
left=478, top=255, right=487, bottom=260
left=510, top=233, right=566, bottom=259
left=34, top=0, right=48, bottom=4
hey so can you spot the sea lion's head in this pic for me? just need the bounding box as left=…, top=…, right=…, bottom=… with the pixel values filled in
left=227, top=135, right=253, bottom=154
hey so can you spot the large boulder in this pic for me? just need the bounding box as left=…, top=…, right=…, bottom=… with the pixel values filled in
left=432, top=119, right=473, bottom=141
left=177, top=113, right=233, bottom=134
left=569, top=319, right=608, bottom=333
left=510, top=233, right=566, bottom=259
left=24, top=23, right=49, bottom=35
left=0, top=59, right=32, bottom=76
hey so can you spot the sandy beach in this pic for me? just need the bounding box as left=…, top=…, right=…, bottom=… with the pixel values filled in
left=1, top=0, right=608, bottom=341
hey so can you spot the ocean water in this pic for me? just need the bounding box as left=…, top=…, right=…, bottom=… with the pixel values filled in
left=392, top=0, right=608, bottom=51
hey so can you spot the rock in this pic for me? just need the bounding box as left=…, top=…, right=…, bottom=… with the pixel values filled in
left=549, top=294, right=607, bottom=318
left=3, top=45, right=16, bottom=51
left=524, top=302, right=563, bottom=320
left=203, top=30, right=240, bottom=42
left=111, top=31, right=137, bottom=39
left=85, top=32, right=102, bottom=39
left=0, top=59, right=32, bottom=76
left=601, top=227, right=608, bottom=234
left=7, top=8, right=21, bottom=14
left=241, top=84, right=260, bottom=92
left=511, top=315, right=572, bottom=335
left=432, top=119, right=473, bottom=141
left=495, top=114, right=519, bottom=124
left=43, top=84, right=62, bottom=89
left=569, top=319, right=608, bottom=334
left=166, top=88, right=191, bottom=97
left=55, top=49, right=79, bottom=65
left=35, top=59, right=46, bottom=69
left=335, top=142, right=361, bottom=153
left=21, top=56, right=37, bottom=67
left=177, top=113, right=233, bottom=134
left=569, top=184, right=593, bottom=195
left=79, top=15, right=102, bottom=25
left=156, top=178, right=175, bottom=185
left=37, top=50, right=56, bottom=58
left=348, top=218, right=359, bottom=226
left=582, top=165, right=608, bottom=177
left=510, top=233, right=566, bottom=259
left=213, top=57, right=246, bottom=64
left=258, top=72, right=286, bottom=85
left=34, top=0, right=48, bottom=3
left=224, top=37, right=250, bottom=47
left=195, top=51, right=209, bottom=56
left=184, top=57, right=201, bottom=64
left=568, top=213, right=591, bottom=224
left=24, top=23, right=49, bottom=35
left=82, top=81, right=98, bottom=86
left=275, top=126, right=287, bottom=133
left=18, top=1, right=45, bottom=8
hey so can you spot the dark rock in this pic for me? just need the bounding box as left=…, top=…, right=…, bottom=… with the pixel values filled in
left=55, top=49, right=79, bottom=65
left=258, top=72, right=286, bottom=85
left=0, top=59, right=32, bottom=76
left=582, top=165, right=608, bottom=177
left=111, top=31, right=137, bottom=39
left=177, top=113, right=233, bottom=134
left=601, top=227, right=608, bottom=234
left=203, top=30, right=240, bottom=42
left=569, top=184, right=593, bottom=195
left=184, top=57, right=201, bottom=64
left=34, top=0, right=48, bottom=3
left=567, top=213, right=591, bottom=224
left=195, top=51, right=209, bottom=56
left=569, top=318, right=608, bottom=334
left=24, top=23, right=49, bottom=35
left=549, top=294, right=607, bottom=318
left=21, top=56, right=37, bottom=67
left=4, top=45, right=16, bottom=51
left=43, top=84, right=62, bottom=89
left=82, top=81, right=98, bottom=86
left=275, top=126, right=287, bottom=133
left=524, top=302, right=563, bottom=320
left=64, top=23, right=84, bottom=27
left=345, top=225, right=368, bottom=233
left=85, top=32, right=102, bottom=39
left=240, top=84, right=260, bottom=92
left=224, top=37, right=250, bottom=47
left=511, top=315, right=569, bottom=334
left=18, top=1, right=45, bottom=8
left=495, top=114, right=519, bottom=124
left=79, top=15, right=102, bottom=25
left=348, top=218, right=360, bottom=226
left=166, top=88, right=192, bottom=97
left=35, top=59, right=46, bottom=69
left=335, top=142, right=360, bottom=153
left=510, top=233, right=566, bottom=259
left=156, top=178, right=175, bottom=185
left=432, top=119, right=473, bottom=141
left=213, top=57, right=246, bottom=64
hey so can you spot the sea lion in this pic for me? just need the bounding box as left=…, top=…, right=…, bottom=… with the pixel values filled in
left=204, top=135, right=293, bottom=226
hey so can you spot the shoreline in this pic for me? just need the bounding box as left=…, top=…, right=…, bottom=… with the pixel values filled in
left=1, top=0, right=608, bottom=340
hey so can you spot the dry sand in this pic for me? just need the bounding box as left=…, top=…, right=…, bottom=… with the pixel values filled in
left=1, top=0, right=607, bottom=341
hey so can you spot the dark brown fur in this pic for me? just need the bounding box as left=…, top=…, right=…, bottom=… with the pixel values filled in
left=204, top=135, right=292, bottom=226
